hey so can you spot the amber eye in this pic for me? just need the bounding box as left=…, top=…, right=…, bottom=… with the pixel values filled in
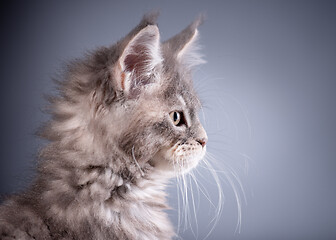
left=169, top=111, right=184, bottom=126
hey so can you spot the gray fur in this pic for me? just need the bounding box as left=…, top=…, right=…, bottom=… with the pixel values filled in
left=0, top=13, right=207, bottom=240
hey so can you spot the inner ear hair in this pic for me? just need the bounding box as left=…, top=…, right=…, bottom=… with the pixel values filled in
left=115, top=25, right=162, bottom=95
left=163, top=14, right=206, bottom=68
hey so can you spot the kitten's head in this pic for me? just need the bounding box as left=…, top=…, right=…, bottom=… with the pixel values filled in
left=48, top=13, right=207, bottom=176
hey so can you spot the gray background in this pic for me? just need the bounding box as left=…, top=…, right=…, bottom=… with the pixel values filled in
left=1, top=1, right=336, bottom=239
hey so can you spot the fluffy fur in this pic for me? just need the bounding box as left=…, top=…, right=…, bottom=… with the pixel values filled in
left=0, top=12, right=207, bottom=240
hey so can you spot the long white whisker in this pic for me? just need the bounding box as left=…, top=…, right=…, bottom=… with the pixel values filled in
left=189, top=170, right=201, bottom=212
left=201, top=157, right=224, bottom=240
left=131, top=146, right=144, bottom=177
left=188, top=171, right=199, bottom=238
left=173, top=158, right=182, bottom=235
left=205, top=152, right=244, bottom=234
left=193, top=168, right=218, bottom=209
left=182, top=164, right=190, bottom=232
left=206, top=152, right=247, bottom=206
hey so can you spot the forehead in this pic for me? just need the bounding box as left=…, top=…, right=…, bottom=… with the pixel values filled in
left=159, top=52, right=201, bottom=110
left=162, top=71, right=201, bottom=112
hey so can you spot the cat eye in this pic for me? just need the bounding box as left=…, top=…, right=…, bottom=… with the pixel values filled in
left=169, top=111, right=185, bottom=126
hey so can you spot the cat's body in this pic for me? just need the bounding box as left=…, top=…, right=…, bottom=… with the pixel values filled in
left=0, top=12, right=207, bottom=240
left=1, top=164, right=173, bottom=239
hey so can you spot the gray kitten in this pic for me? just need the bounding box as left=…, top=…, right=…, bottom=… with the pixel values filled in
left=0, top=12, right=207, bottom=240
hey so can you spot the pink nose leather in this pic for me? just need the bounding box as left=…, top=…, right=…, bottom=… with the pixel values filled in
left=197, top=138, right=207, bottom=147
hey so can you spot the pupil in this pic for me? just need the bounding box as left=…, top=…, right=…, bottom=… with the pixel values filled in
left=174, top=112, right=178, bottom=122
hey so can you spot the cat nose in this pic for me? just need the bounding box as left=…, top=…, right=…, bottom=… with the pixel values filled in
left=197, top=138, right=207, bottom=147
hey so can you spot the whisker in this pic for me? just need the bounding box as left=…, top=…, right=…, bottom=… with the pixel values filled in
left=192, top=168, right=218, bottom=209
left=201, top=157, right=224, bottom=239
left=188, top=172, right=199, bottom=239
left=173, top=159, right=182, bottom=235
left=205, top=152, right=245, bottom=234
left=131, top=146, right=144, bottom=177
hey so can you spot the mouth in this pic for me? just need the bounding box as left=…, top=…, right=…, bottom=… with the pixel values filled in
left=172, top=145, right=206, bottom=174
left=150, top=141, right=206, bottom=175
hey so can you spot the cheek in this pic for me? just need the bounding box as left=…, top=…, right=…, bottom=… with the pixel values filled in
left=160, top=140, right=206, bottom=174
left=119, top=123, right=171, bottom=162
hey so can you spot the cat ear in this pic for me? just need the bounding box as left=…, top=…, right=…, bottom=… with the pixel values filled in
left=163, top=15, right=206, bottom=68
left=115, top=23, right=162, bottom=97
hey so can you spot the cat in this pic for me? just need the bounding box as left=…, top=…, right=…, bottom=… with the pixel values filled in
left=0, top=12, right=208, bottom=240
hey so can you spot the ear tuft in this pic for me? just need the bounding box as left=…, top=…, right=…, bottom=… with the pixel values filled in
left=176, top=29, right=206, bottom=68
left=163, top=14, right=206, bottom=68
left=140, top=10, right=160, bottom=26
left=116, top=25, right=162, bottom=96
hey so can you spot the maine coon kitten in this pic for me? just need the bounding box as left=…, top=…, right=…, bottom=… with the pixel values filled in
left=0, top=12, right=208, bottom=239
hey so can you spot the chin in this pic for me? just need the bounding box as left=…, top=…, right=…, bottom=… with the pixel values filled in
left=151, top=145, right=206, bottom=177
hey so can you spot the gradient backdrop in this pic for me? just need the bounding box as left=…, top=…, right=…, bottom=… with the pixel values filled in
left=1, top=1, right=336, bottom=239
